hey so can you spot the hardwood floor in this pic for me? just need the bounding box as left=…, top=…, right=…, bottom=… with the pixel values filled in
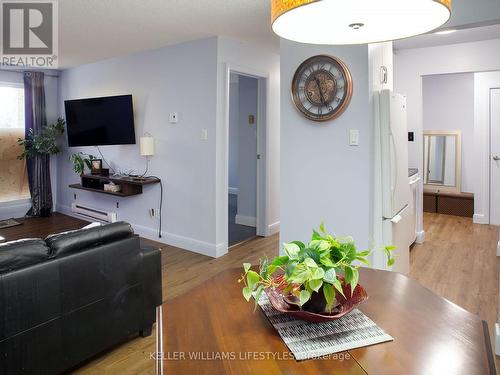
left=0, top=212, right=499, bottom=373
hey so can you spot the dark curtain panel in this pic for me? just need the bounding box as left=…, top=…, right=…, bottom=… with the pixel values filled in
left=24, top=71, right=52, bottom=217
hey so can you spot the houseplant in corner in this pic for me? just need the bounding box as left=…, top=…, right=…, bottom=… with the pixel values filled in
left=239, top=222, right=395, bottom=322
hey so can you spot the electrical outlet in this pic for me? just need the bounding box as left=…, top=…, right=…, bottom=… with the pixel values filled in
left=150, top=208, right=160, bottom=218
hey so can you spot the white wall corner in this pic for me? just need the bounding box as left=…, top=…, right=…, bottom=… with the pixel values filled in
left=267, top=221, right=280, bottom=236
left=473, top=213, right=488, bottom=225
left=415, top=230, right=425, bottom=244
left=235, top=214, right=256, bottom=227
left=228, top=187, right=239, bottom=195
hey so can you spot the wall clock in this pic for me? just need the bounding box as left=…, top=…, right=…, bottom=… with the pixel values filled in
left=291, top=55, right=353, bottom=122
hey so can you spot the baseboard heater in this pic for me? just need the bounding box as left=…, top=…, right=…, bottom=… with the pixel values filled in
left=71, top=203, right=117, bottom=223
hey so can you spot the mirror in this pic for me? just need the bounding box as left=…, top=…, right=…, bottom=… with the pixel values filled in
left=423, top=131, right=462, bottom=193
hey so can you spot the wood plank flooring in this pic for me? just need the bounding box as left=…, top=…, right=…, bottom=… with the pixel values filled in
left=0, top=212, right=499, bottom=373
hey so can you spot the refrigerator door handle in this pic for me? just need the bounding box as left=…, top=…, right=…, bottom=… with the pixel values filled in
left=390, top=133, right=398, bottom=195
left=383, top=204, right=409, bottom=223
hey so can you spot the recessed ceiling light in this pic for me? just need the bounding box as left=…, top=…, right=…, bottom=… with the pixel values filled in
left=271, top=0, right=452, bottom=45
left=434, top=29, right=457, bottom=35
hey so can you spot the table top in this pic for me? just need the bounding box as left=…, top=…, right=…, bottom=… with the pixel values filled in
left=163, top=268, right=495, bottom=375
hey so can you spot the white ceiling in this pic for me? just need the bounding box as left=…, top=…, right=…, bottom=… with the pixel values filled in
left=58, top=0, right=278, bottom=68
left=57, top=0, right=500, bottom=69
left=394, top=23, right=500, bottom=50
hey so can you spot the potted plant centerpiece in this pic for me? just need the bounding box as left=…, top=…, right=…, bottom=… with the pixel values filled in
left=240, top=222, right=395, bottom=321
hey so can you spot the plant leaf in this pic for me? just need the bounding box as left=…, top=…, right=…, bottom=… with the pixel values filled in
left=242, top=286, right=252, bottom=301
left=332, top=278, right=346, bottom=298
left=311, top=267, right=325, bottom=280
left=323, top=268, right=336, bottom=284
left=253, top=285, right=265, bottom=311
left=303, top=257, right=318, bottom=268
left=283, top=243, right=300, bottom=259
left=271, top=255, right=289, bottom=267
left=246, top=270, right=260, bottom=291
left=323, top=283, right=335, bottom=312
left=290, top=241, right=305, bottom=250
left=309, top=279, right=323, bottom=292
left=243, top=263, right=251, bottom=273
left=349, top=268, right=359, bottom=296
left=299, top=290, right=311, bottom=306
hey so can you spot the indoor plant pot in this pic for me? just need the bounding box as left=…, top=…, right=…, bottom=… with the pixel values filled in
left=239, top=222, right=394, bottom=322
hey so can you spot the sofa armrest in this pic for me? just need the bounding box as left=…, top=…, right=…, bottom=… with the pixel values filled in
left=141, top=246, right=163, bottom=309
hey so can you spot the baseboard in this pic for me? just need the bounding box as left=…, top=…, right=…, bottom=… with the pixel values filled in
left=56, top=204, right=224, bottom=258
left=228, top=187, right=239, bottom=195
left=235, top=214, right=256, bottom=227
left=473, top=213, right=488, bottom=225
left=415, top=230, right=425, bottom=244
left=0, top=199, right=31, bottom=220
left=267, top=221, right=280, bottom=236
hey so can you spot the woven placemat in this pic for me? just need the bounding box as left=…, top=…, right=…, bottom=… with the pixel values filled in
left=257, top=292, right=393, bottom=360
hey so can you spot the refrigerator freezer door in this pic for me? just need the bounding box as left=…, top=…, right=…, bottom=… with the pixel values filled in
left=380, top=90, right=411, bottom=218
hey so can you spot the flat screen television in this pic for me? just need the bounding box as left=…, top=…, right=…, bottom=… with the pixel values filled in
left=65, top=94, right=136, bottom=147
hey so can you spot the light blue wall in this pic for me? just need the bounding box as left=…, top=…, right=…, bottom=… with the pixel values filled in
left=56, top=37, right=220, bottom=255
left=280, top=39, right=371, bottom=249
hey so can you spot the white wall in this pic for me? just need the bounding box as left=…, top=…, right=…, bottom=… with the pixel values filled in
left=57, top=37, right=221, bottom=256
left=280, top=39, right=371, bottom=249
left=0, top=70, right=59, bottom=220
left=236, top=75, right=258, bottom=223
left=216, top=37, right=281, bottom=249
left=228, top=75, right=239, bottom=192
left=422, top=73, right=474, bottom=193
left=394, top=38, right=500, bottom=223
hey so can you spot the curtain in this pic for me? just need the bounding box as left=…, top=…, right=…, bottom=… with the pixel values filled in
left=24, top=71, right=52, bottom=217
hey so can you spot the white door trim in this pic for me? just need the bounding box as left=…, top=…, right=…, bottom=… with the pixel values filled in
left=222, top=63, right=269, bottom=251
left=474, top=71, right=500, bottom=225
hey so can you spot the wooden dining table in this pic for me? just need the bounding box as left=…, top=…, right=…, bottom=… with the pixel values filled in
left=162, top=268, right=495, bottom=374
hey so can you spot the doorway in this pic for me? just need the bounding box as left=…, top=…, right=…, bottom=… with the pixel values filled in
left=228, top=73, right=259, bottom=246
left=490, top=88, right=500, bottom=225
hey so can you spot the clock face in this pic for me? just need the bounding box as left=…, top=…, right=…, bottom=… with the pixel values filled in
left=291, top=55, right=353, bottom=122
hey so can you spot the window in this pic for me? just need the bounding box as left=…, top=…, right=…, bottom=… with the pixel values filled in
left=0, top=86, right=25, bottom=129
left=0, top=83, right=30, bottom=203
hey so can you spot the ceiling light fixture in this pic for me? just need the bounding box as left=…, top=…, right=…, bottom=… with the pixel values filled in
left=434, top=29, right=457, bottom=35
left=271, top=0, right=452, bottom=45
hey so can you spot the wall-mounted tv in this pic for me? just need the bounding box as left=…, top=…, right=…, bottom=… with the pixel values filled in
left=65, top=94, right=136, bottom=147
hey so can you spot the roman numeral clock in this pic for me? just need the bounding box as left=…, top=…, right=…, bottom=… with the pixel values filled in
left=291, top=55, right=353, bottom=122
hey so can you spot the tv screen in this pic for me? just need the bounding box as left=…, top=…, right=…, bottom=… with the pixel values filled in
left=65, top=95, right=136, bottom=147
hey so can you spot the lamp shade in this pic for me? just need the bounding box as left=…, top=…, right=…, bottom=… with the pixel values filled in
left=271, top=0, right=451, bottom=45
left=140, top=136, right=155, bottom=156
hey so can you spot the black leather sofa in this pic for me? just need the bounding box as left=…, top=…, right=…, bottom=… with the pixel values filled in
left=0, top=222, right=162, bottom=374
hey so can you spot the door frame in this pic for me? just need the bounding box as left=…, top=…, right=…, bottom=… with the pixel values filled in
left=474, top=71, right=500, bottom=225
left=223, top=64, right=268, bottom=247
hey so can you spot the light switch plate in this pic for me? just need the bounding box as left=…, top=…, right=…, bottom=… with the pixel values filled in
left=169, top=112, right=178, bottom=123
left=201, top=129, right=208, bottom=140
left=349, top=129, right=359, bottom=146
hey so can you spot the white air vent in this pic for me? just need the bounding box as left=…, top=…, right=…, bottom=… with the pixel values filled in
left=71, top=203, right=117, bottom=223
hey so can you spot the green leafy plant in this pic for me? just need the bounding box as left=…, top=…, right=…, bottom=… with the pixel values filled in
left=69, top=152, right=97, bottom=175
left=17, top=118, right=65, bottom=159
left=239, top=222, right=396, bottom=312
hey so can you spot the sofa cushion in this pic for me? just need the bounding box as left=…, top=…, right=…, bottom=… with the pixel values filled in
left=45, top=221, right=134, bottom=257
left=0, top=239, right=50, bottom=273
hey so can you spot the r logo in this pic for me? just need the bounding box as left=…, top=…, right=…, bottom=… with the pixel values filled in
left=2, top=1, right=53, bottom=54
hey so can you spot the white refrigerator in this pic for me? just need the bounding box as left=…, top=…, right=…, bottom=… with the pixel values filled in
left=374, top=90, right=411, bottom=274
